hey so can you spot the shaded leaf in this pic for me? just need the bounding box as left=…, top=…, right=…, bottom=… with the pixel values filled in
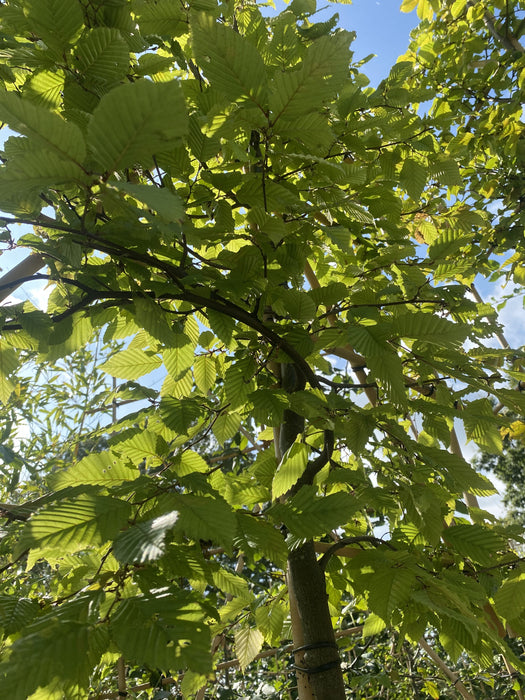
left=75, top=27, right=130, bottom=85
left=87, top=81, right=188, bottom=171
left=160, top=397, right=202, bottom=434
left=110, top=589, right=211, bottom=673
left=0, top=92, right=85, bottom=161
left=171, top=493, right=237, bottom=547
left=192, top=14, right=267, bottom=105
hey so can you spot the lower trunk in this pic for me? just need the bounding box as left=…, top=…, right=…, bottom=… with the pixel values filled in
left=287, top=540, right=346, bottom=699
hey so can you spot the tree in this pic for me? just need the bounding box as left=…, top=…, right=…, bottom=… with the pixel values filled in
left=0, top=0, right=524, bottom=698
left=473, top=408, right=525, bottom=528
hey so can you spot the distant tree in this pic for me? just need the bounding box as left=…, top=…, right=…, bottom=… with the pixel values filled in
left=476, top=418, right=525, bottom=528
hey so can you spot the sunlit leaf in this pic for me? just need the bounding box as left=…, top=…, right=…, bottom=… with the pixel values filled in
left=49, top=452, right=139, bottom=489
left=18, top=495, right=132, bottom=556
left=113, top=511, right=179, bottom=564
left=234, top=626, right=264, bottom=672
left=100, top=349, right=162, bottom=380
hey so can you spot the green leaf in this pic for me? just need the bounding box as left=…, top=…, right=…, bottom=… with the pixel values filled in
left=49, top=452, right=138, bottom=489
left=269, top=33, right=351, bottom=122
left=250, top=389, right=288, bottom=425
left=0, top=617, right=103, bottom=700
left=400, top=0, right=419, bottom=12
left=160, top=397, right=202, bottom=434
left=273, top=288, right=316, bottom=322
left=297, top=13, right=340, bottom=40
left=393, top=312, right=466, bottom=349
left=193, top=355, right=217, bottom=394
left=24, top=0, right=83, bottom=50
left=212, top=569, right=251, bottom=600
left=0, top=597, right=39, bottom=635
left=212, top=411, right=242, bottom=446
left=367, top=564, right=415, bottom=622
left=272, top=442, right=308, bottom=499
left=110, top=181, right=185, bottom=225
left=0, top=341, right=17, bottom=377
left=0, top=342, right=17, bottom=404
left=272, top=488, right=358, bottom=538
left=74, top=27, right=130, bottom=86
left=181, top=671, right=208, bottom=697
left=163, top=334, right=195, bottom=381
left=113, top=511, right=179, bottom=564
left=234, top=626, right=264, bottom=672
left=0, top=150, right=87, bottom=210
left=171, top=450, right=209, bottom=476
left=133, top=296, right=177, bottom=345
left=192, top=13, right=267, bottom=105
left=430, top=157, right=462, bottom=187
left=110, top=590, right=212, bottom=673
left=418, top=444, right=496, bottom=496
left=237, top=177, right=299, bottom=212
left=337, top=411, right=376, bottom=455
left=134, top=0, right=187, bottom=38
left=399, top=158, right=427, bottom=201
left=428, top=227, right=471, bottom=260
left=224, top=360, right=256, bottom=409
left=112, top=430, right=168, bottom=468
left=450, top=0, right=467, bottom=18
left=26, top=70, right=65, bottom=109
left=44, top=314, right=94, bottom=362
left=0, top=92, right=85, bottom=161
left=188, top=114, right=221, bottom=163
left=255, top=601, right=285, bottom=646
left=172, top=494, right=237, bottom=547
left=444, top=524, right=506, bottom=567
left=463, top=399, right=503, bottom=453
left=236, top=513, right=287, bottom=566
left=99, top=348, right=162, bottom=380
left=416, top=0, right=435, bottom=19
left=494, top=578, right=525, bottom=622
left=346, top=325, right=407, bottom=408
left=288, top=0, right=316, bottom=15
left=18, top=495, right=132, bottom=556
left=362, top=612, right=387, bottom=637
left=206, top=308, right=236, bottom=346
left=87, top=81, right=188, bottom=171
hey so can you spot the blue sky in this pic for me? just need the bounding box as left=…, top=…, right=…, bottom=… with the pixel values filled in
left=270, top=0, right=420, bottom=85
left=317, top=0, right=420, bottom=85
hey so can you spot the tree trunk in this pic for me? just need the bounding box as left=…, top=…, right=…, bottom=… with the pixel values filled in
left=287, top=541, right=346, bottom=699
left=275, top=360, right=345, bottom=698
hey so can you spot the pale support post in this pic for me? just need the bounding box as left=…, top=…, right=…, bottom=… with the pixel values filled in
left=0, top=253, right=45, bottom=303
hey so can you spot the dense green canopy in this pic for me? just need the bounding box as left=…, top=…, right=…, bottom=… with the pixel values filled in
left=0, top=0, right=523, bottom=698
